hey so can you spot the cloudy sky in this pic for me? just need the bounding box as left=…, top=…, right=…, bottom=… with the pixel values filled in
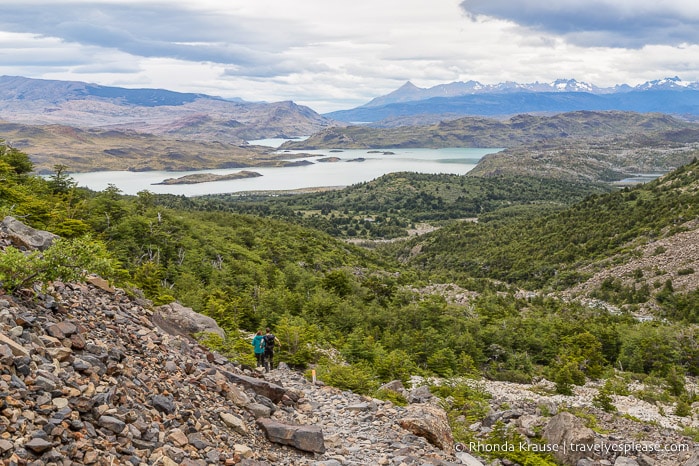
left=1, top=0, right=698, bottom=113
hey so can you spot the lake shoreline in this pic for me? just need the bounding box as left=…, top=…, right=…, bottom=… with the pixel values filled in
left=67, top=147, right=499, bottom=196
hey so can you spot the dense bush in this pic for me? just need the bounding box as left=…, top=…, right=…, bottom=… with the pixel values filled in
left=0, top=236, right=118, bottom=291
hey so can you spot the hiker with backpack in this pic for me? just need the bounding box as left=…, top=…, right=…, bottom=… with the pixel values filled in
left=262, top=327, right=281, bottom=372
left=252, top=330, right=265, bottom=368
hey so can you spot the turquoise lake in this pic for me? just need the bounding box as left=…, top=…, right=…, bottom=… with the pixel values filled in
left=69, top=145, right=501, bottom=196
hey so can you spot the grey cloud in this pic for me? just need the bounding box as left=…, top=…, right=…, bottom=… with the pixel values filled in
left=0, top=2, right=313, bottom=66
left=459, top=0, right=699, bottom=48
left=223, top=60, right=332, bottom=79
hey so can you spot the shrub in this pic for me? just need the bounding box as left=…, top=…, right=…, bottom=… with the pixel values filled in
left=552, top=359, right=585, bottom=395
left=315, top=361, right=379, bottom=395
left=664, top=365, right=686, bottom=397
left=426, top=348, right=457, bottom=377
left=274, top=315, right=321, bottom=368
left=592, top=382, right=616, bottom=413
left=484, top=421, right=557, bottom=466
left=682, top=427, right=699, bottom=442
left=674, top=397, right=692, bottom=417
left=373, top=349, right=419, bottom=384
left=0, top=236, right=117, bottom=292
left=374, top=388, right=408, bottom=406
left=430, top=379, right=492, bottom=423
left=197, top=332, right=257, bottom=368
left=554, top=363, right=575, bottom=395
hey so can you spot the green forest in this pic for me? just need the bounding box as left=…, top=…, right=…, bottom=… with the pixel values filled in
left=163, top=173, right=610, bottom=239
left=1, top=140, right=698, bottom=415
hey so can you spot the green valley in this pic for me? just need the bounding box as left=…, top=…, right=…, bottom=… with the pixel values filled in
left=2, top=137, right=698, bottom=394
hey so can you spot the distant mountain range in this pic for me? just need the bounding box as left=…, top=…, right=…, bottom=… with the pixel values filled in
left=325, top=77, right=699, bottom=124
left=0, top=75, right=335, bottom=144
left=281, top=110, right=698, bottom=151
left=4, top=74, right=699, bottom=174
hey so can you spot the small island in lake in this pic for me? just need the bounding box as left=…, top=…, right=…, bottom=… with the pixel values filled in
left=317, top=157, right=341, bottom=163
left=346, top=157, right=366, bottom=163
left=153, top=170, right=262, bottom=185
left=280, top=160, right=314, bottom=167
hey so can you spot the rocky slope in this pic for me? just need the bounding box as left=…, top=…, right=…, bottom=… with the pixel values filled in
left=279, top=111, right=699, bottom=183
left=0, top=281, right=467, bottom=465
left=1, top=220, right=698, bottom=466
left=564, top=219, right=699, bottom=314
left=464, top=377, right=698, bottom=465
left=0, top=120, right=283, bottom=173
left=468, top=136, right=699, bottom=183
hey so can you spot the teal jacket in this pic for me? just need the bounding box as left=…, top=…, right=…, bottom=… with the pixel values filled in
left=252, top=334, right=265, bottom=354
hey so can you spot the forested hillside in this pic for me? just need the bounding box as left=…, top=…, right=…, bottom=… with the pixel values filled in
left=1, top=140, right=698, bottom=429
left=395, top=158, right=699, bottom=301
left=167, top=173, right=610, bottom=239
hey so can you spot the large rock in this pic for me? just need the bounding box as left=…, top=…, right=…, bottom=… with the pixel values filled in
left=1, top=216, right=58, bottom=251
left=256, top=418, right=325, bottom=454
left=542, top=412, right=598, bottom=465
left=220, top=370, right=287, bottom=404
left=398, top=403, right=454, bottom=451
left=220, top=412, right=248, bottom=435
left=407, top=384, right=433, bottom=403
left=0, top=332, right=30, bottom=357
left=378, top=379, right=408, bottom=397
left=153, top=301, right=225, bottom=339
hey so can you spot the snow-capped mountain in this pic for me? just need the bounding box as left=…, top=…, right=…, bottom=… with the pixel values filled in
left=634, top=76, right=699, bottom=91
left=363, top=77, right=699, bottom=108
left=325, top=77, right=699, bottom=123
